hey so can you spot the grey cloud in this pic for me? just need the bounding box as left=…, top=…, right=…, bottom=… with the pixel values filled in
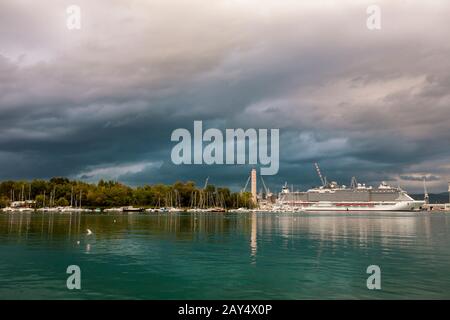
left=1, top=1, right=450, bottom=193
left=400, top=175, right=441, bottom=182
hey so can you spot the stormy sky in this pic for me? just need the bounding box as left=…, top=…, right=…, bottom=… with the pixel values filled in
left=1, top=0, right=450, bottom=193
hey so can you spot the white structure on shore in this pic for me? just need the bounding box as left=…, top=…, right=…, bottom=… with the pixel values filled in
left=251, top=168, right=257, bottom=205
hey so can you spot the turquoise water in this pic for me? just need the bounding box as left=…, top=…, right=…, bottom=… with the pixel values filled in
left=0, top=211, right=449, bottom=299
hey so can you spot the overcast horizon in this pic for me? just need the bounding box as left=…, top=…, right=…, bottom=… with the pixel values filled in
left=1, top=0, right=450, bottom=193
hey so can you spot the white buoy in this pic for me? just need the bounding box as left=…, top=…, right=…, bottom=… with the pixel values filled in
left=76, top=241, right=80, bottom=245
left=86, top=229, right=93, bottom=235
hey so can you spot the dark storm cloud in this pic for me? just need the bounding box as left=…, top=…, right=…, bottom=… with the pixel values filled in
left=1, top=0, right=450, bottom=193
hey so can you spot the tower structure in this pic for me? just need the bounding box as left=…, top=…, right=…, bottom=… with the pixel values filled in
left=251, top=169, right=257, bottom=205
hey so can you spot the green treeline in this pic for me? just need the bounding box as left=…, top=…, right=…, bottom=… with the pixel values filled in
left=0, top=177, right=255, bottom=209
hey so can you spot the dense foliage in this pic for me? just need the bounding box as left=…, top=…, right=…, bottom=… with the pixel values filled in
left=0, top=178, right=255, bottom=209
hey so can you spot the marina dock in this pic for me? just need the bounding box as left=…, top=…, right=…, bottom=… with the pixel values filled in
left=422, top=203, right=450, bottom=212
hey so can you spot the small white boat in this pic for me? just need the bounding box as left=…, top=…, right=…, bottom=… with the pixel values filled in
left=104, top=208, right=123, bottom=212
left=122, top=206, right=144, bottom=213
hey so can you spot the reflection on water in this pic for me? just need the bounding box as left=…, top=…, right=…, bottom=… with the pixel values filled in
left=251, top=212, right=257, bottom=261
left=2, top=211, right=434, bottom=240
left=2, top=212, right=261, bottom=244
left=0, top=211, right=449, bottom=299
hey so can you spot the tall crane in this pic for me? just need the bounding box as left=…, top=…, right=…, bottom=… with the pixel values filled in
left=423, top=177, right=429, bottom=204
left=314, top=162, right=326, bottom=187
left=350, top=176, right=358, bottom=189
left=203, top=177, right=209, bottom=190
left=241, top=174, right=251, bottom=193
left=260, top=175, right=269, bottom=195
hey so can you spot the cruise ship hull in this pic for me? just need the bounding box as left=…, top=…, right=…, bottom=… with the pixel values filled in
left=283, top=200, right=425, bottom=212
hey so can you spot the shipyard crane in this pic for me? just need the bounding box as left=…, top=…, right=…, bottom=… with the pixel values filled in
left=314, top=162, right=326, bottom=187
left=260, top=175, right=269, bottom=195
left=260, top=175, right=274, bottom=199
left=350, top=176, right=358, bottom=189
left=423, top=177, right=429, bottom=204
left=203, top=177, right=209, bottom=190
left=241, top=174, right=251, bottom=193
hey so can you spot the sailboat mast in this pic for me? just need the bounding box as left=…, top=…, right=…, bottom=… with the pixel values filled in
left=70, top=186, right=74, bottom=207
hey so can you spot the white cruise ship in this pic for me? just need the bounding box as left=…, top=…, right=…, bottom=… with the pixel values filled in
left=275, top=165, right=424, bottom=212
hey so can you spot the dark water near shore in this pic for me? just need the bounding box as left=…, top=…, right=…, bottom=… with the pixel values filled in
left=1, top=211, right=450, bottom=299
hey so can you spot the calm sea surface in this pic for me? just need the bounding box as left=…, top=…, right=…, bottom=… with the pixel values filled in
left=0, top=211, right=449, bottom=299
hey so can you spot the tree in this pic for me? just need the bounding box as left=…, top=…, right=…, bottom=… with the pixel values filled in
left=56, top=197, right=69, bottom=207
left=50, top=177, right=70, bottom=185
left=0, top=196, right=10, bottom=208
left=0, top=178, right=249, bottom=209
